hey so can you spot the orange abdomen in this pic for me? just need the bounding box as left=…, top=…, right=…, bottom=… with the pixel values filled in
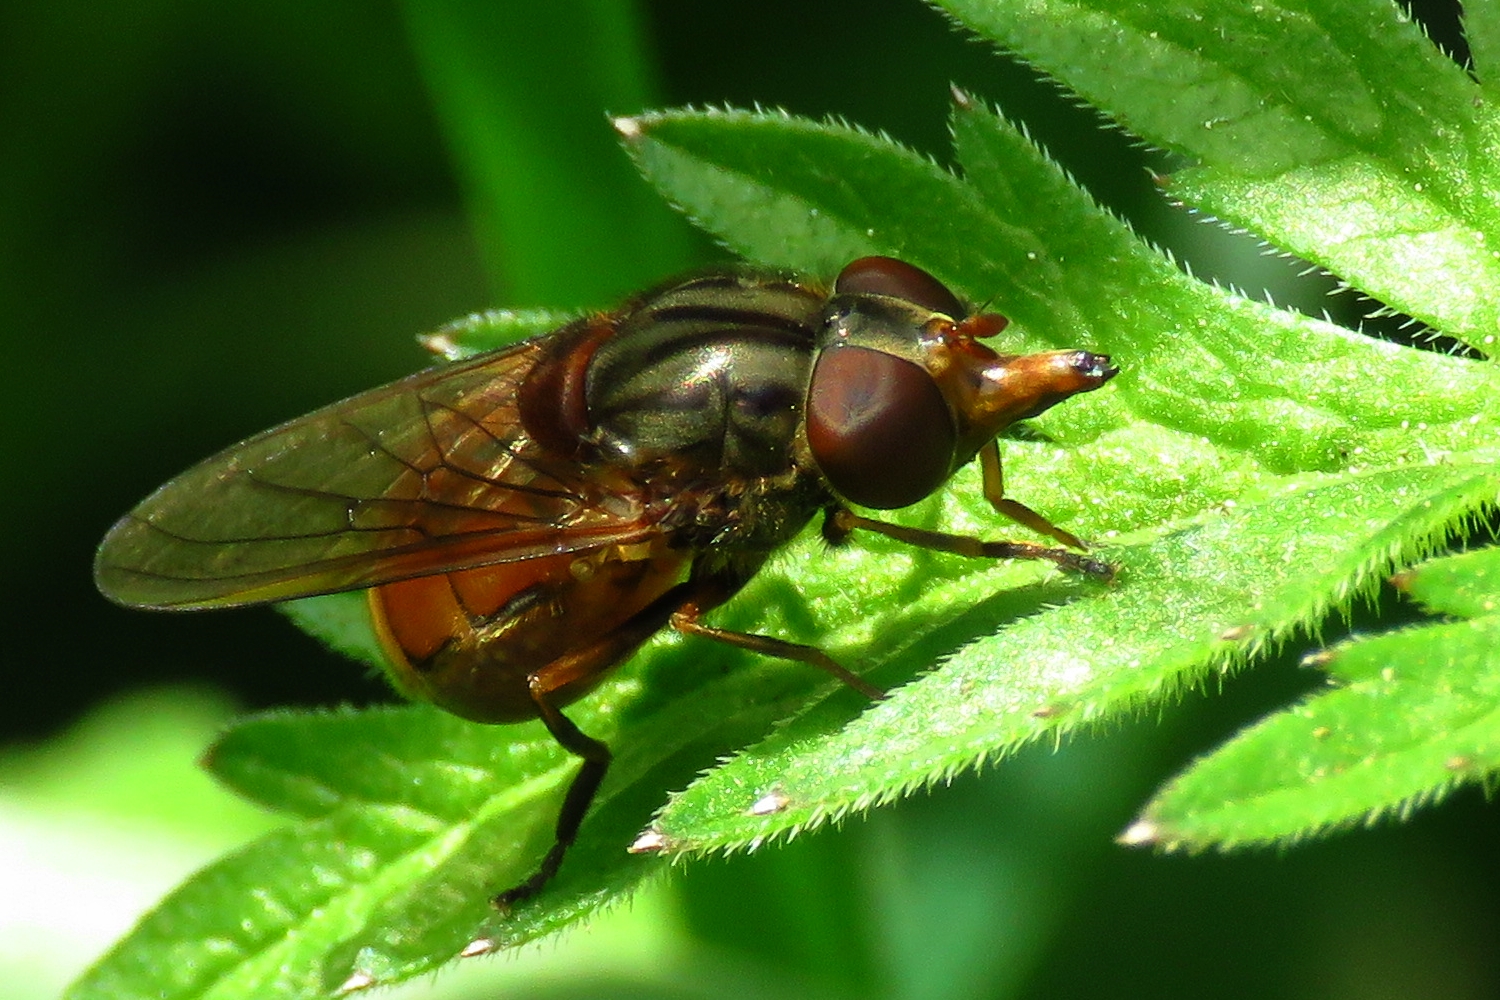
left=369, top=543, right=690, bottom=724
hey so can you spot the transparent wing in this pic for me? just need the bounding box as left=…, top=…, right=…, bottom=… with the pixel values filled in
left=96, top=335, right=656, bottom=610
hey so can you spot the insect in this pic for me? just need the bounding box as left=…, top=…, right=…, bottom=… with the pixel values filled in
left=95, top=256, right=1117, bottom=906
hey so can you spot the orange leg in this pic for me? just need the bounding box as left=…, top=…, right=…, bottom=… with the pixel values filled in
left=823, top=503, right=1115, bottom=580
left=979, top=439, right=1091, bottom=550
left=671, top=601, right=886, bottom=702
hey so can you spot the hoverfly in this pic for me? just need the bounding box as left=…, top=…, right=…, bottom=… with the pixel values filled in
left=95, top=256, right=1117, bottom=906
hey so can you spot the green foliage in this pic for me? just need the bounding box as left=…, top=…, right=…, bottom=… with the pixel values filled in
left=1137, top=546, right=1500, bottom=847
left=67, top=1, right=1500, bottom=998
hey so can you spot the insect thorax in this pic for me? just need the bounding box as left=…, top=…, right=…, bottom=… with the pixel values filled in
left=583, top=270, right=824, bottom=480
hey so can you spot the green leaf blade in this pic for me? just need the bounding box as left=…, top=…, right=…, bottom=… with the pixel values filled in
left=203, top=705, right=565, bottom=823
left=64, top=813, right=457, bottom=1000
left=1169, top=153, right=1500, bottom=350
left=937, top=0, right=1478, bottom=175
left=1134, top=615, right=1500, bottom=850
left=937, top=0, right=1500, bottom=349
left=648, top=463, right=1500, bottom=854
left=67, top=706, right=587, bottom=999
left=949, top=90, right=1500, bottom=471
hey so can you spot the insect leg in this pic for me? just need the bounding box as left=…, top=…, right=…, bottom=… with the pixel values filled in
left=670, top=580, right=885, bottom=702
left=823, top=504, right=1115, bottom=580
left=491, top=576, right=726, bottom=908
left=493, top=686, right=611, bottom=910
left=496, top=570, right=886, bottom=910
left=978, top=439, right=1090, bottom=550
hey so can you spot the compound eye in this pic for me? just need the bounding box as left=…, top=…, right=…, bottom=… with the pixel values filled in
left=806, top=346, right=956, bottom=510
left=834, top=257, right=967, bottom=319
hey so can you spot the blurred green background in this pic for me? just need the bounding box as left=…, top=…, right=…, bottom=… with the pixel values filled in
left=4, top=1, right=1499, bottom=998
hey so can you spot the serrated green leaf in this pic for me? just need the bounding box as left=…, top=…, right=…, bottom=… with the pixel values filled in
left=1126, top=540, right=1500, bottom=850
left=951, top=93, right=1500, bottom=460
left=1133, top=613, right=1500, bottom=850
left=648, top=463, right=1500, bottom=852
left=935, top=0, right=1500, bottom=349
left=937, top=0, right=1474, bottom=173
left=203, top=705, right=563, bottom=821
